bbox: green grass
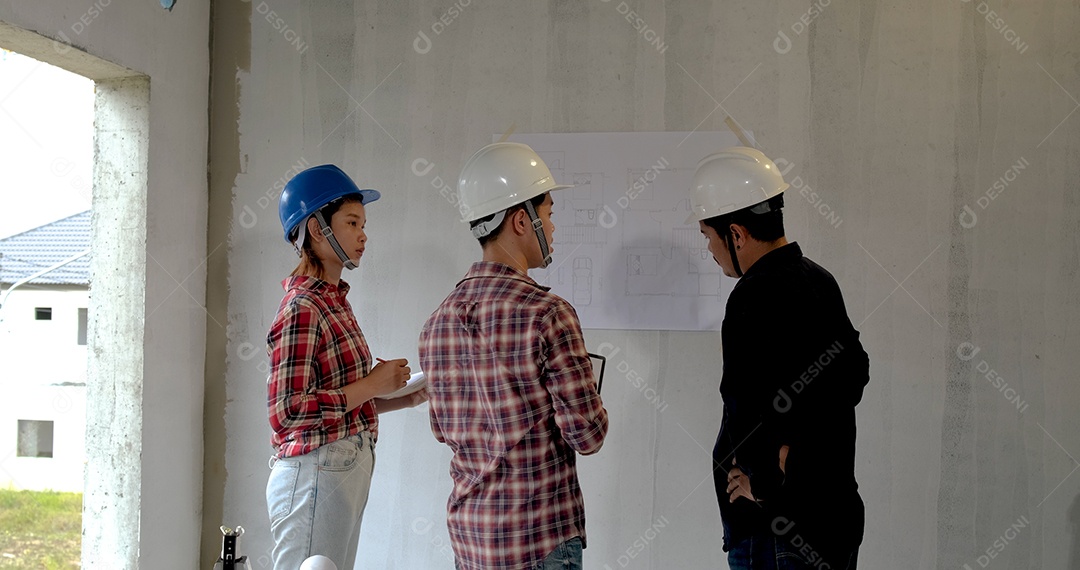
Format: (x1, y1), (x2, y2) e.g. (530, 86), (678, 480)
(0, 489), (82, 569)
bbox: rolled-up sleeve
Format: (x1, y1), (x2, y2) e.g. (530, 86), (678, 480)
(266, 301), (348, 433)
(540, 300), (608, 455)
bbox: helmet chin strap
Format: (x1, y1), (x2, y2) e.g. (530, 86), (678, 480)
(293, 223), (307, 258)
(718, 197), (783, 278)
(523, 200), (552, 268)
(725, 230), (743, 278)
(313, 211), (358, 270)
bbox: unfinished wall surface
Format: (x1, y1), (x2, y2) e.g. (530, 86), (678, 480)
(0, 1), (210, 568)
(200, 1), (1075, 569)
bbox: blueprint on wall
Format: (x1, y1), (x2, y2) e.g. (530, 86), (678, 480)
(502, 131), (746, 331)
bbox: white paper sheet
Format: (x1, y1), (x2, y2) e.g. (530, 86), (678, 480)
(504, 131), (746, 331)
(381, 372), (427, 399)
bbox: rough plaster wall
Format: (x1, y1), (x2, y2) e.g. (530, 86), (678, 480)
(211, 1), (1080, 568)
(0, 1), (211, 568)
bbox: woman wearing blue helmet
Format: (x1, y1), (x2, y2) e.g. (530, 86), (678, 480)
(266, 164), (426, 570)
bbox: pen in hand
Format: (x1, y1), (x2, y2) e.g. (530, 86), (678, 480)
(372, 357), (414, 398)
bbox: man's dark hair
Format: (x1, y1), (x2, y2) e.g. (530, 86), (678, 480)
(470, 193), (548, 247)
(703, 197), (785, 243)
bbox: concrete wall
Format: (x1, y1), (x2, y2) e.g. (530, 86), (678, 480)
(207, 2), (1080, 569)
(0, 1), (210, 568)
(4, 0), (1078, 569)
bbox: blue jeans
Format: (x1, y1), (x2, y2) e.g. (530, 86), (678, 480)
(727, 534), (858, 570)
(455, 537), (583, 570)
(265, 432), (375, 570)
(536, 537), (583, 569)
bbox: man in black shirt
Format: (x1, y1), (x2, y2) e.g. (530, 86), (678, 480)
(686, 148), (870, 570)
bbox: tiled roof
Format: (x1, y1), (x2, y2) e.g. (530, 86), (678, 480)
(0, 211), (91, 286)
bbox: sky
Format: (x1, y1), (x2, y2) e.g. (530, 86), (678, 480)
(0, 48), (94, 239)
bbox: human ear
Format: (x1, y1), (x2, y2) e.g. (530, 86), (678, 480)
(511, 208), (530, 236)
(307, 217), (323, 243)
(730, 225), (746, 249)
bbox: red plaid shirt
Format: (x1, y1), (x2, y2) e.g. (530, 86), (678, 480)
(419, 262), (608, 570)
(267, 276), (378, 458)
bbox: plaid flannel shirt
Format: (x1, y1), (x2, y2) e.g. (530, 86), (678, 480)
(419, 262), (608, 570)
(267, 276), (377, 458)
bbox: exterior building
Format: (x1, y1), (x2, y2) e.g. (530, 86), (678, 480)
(0, 211), (90, 492)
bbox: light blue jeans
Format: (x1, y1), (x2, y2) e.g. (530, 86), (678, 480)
(265, 432), (375, 570)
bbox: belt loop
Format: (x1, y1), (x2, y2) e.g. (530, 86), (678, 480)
(268, 455), (278, 469)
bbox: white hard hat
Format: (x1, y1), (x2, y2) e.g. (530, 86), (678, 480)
(685, 147), (789, 224)
(299, 555), (338, 570)
(458, 142), (572, 224)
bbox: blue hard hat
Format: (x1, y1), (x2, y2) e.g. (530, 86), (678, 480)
(279, 164), (381, 242)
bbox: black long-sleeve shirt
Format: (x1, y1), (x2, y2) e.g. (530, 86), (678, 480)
(713, 242), (870, 560)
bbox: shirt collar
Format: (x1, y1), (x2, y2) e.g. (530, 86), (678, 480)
(458, 261), (550, 291)
(742, 242), (803, 277)
(282, 275), (351, 296)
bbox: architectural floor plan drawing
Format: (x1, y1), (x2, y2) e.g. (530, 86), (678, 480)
(504, 131), (745, 331)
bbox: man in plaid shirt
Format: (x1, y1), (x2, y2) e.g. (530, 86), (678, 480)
(420, 143), (608, 570)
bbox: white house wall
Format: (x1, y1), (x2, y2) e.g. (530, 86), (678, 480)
(0, 287), (89, 383)
(0, 288), (88, 493)
(0, 386), (87, 493)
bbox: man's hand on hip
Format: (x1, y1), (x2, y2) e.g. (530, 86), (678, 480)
(726, 463), (758, 504)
